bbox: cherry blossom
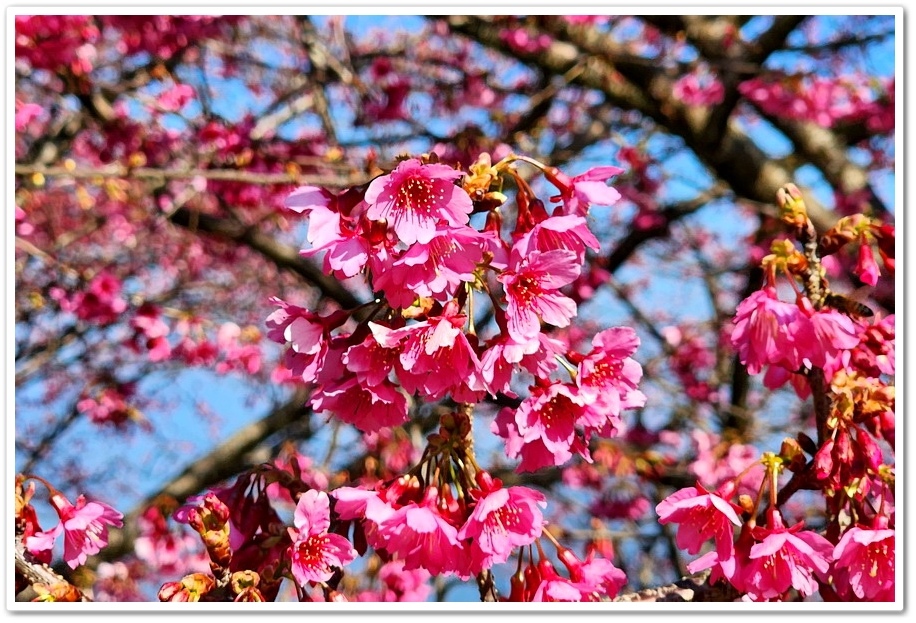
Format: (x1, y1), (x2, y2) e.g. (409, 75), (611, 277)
(364, 158), (473, 245)
(287, 490), (357, 586)
(25, 492), (124, 569)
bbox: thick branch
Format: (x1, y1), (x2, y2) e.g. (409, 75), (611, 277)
(444, 15), (843, 234)
(613, 569), (740, 602)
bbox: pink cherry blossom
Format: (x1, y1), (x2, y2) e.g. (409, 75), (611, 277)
(331, 485), (397, 551)
(134, 505), (208, 575)
(15, 101), (44, 131)
(575, 556), (628, 600)
(687, 430), (763, 497)
(499, 248), (580, 343)
(355, 559), (432, 602)
(69, 271), (128, 325)
(512, 214), (600, 264)
(25, 492), (124, 569)
(287, 489), (357, 586)
(156, 84), (195, 112)
(731, 287), (803, 375)
(741, 510), (834, 601)
(576, 326), (647, 431)
(374, 225), (490, 308)
(546, 165), (624, 215)
(376, 486), (466, 577)
(128, 303), (172, 362)
(656, 483), (742, 578)
(265, 297), (335, 384)
(477, 332), (557, 396)
(851, 313), (894, 377)
(457, 473), (546, 570)
(794, 297), (861, 372)
(832, 525), (895, 601)
(369, 304), (482, 401)
(285, 185), (381, 279)
(310, 376), (409, 434)
(496, 381), (597, 471)
(364, 158), (473, 245)
(672, 72), (725, 107)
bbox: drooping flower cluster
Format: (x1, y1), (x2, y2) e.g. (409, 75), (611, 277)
(656, 472), (894, 602)
(268, 154), (641, 468)
(333, 470), (547, 579)
(661, 184), (897, 602)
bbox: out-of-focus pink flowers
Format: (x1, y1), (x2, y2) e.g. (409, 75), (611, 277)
(53, 271), (128, 325)
(15, 101), (44, 131)
(156, 84), (196, 112)
(672, 72), (725, 107)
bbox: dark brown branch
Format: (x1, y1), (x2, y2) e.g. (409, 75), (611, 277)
(613, 569), (740, 602)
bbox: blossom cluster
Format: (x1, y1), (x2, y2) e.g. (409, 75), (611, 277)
(657, 480), (894, 602)
(268, 154), (643, 472)
(656, 184), (896, 602)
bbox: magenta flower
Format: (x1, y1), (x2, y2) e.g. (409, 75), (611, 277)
(531, 575), (587, 602)
(513, 214), (600, 264)
(376, 486), (466, 577)
(287, 490), (357, 586)
(343, 334), (400, 387)
(851, 313), (895, 377)
(265, 297), (333, 384)
(795, 298), (861, 372)
(731, 287), (803, 375)
(302, 202), (372, 279)
(499, 248), (580, 343)
(832, 525), (895, 601)
(855, 241), (880, 286)
(546, 165), (624, 215)
(310, 376), (408, 433)
(285, 185), (382, 279)
(742, 511), (834, 601)
(364, 158), (473, 245)
(331, 485), (397, 551)
(369, 304), (482, 401)
(567, 554), (628, 600)
(15, 101), (44, 131)
(373, 225), (487, 308)
(25, 493), (123, 569)
(457, 473), (546, 570)
(494, 381), (604, 471)
(672, 72), (725, 107)
(576, 327), (646, 430)
(656, 483), (742, 578)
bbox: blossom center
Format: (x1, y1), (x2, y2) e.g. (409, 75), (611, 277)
(511, 275), (542, 305)
(396, 177), (440, 216)
(296, 534), (332, 569)
(586, 360), (623, 386)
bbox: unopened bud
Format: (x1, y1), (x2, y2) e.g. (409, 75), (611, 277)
(776, 183), (808, 229)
